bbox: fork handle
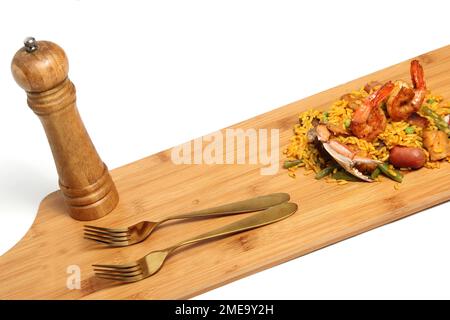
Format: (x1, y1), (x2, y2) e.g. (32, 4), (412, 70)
(168, 202), (297, 250)
(161, 193), (289, 222)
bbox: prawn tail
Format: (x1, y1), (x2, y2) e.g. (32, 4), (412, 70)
(411, 60), (426, 90)
(370, 81), (395, 107)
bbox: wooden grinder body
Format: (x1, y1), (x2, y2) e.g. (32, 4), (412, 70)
(11, 40), (119, 220)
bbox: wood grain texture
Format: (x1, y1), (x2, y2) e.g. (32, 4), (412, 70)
(1, 45), (449, 299)
(11, 40), (119, 220)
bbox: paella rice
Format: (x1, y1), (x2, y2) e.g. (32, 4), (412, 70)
(284, 60), (450, 184)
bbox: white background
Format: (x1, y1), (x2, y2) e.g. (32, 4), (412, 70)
(0, 0), (449, 299)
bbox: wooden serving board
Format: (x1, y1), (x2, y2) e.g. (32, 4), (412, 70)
(1, 46), (449, 300)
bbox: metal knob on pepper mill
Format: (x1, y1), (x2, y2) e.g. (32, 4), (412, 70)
(11, 37), (119, 221)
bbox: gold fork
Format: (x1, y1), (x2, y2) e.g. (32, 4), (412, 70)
(93, 202), (298, 282)
(84, 193), (290, 247)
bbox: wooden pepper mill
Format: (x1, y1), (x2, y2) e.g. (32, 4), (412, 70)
(11, 37), (119, 221)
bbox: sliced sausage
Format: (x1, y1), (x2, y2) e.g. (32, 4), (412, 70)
(389, 146), (427, 169)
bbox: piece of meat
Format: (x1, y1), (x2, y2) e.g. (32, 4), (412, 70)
(326, 123), (349, 136)
(316, 124), (330, 142)
(307, 128), (318, 143)
(364, 81), (383, 94)
(423, 129), (450, 161)
(311, 118), (320, 127)
(407, 112), (429, 128)
(355, 162), (378, 174)
(348, 100), (363, 110)
(340, 93), (363, 110)
(340, 93), (355, 102)
(354, 149), (377, 173)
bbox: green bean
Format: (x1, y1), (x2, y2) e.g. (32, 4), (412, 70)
(315, 166), (335, 180)
(370, 167), (381, 180)
(332, 170), (360, 182)
(378, 163), (403, 183)
(421, 106), (450, 136)
(283, 159), (302, 169)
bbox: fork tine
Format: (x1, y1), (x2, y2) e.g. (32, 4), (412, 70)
(95, 274), (144, 283)
(84, 233), (129, 242)
(94, 266), (141, 274)
(92, 262), (139, 269)
(84, 225), (129, 233)
(83, 229), (129, 239)
(84, 234), (130, 244)
(94, 262), (144, 283)
(95, 270), (143, 278)
(83, 226), (130, 237)
(83, 231), (130, 241)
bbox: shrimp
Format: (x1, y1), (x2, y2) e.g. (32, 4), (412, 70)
(350, 81), (394, 142)
(410, 59), (427, 109)
(386, 60), (427, 121)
